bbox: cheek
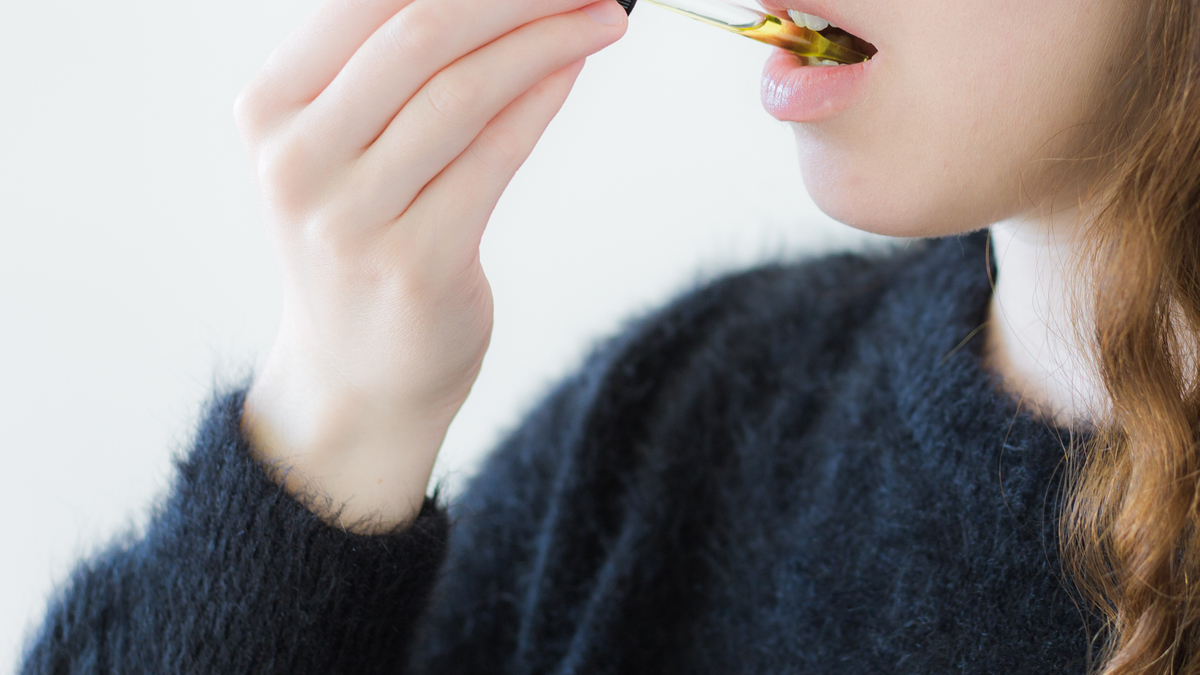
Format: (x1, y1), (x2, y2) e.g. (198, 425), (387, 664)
(790, 0), (1138, 238)
(789, 87), (1026, 239)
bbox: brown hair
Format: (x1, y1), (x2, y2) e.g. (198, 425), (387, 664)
(1060, 0), (1200, 671)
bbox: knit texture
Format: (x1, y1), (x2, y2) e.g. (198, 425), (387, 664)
(19, 230), (1099, 674)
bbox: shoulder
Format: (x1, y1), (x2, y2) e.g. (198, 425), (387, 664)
(456, 233), (961, 503)
(623, 236), (941, 369)
(462, 233), (971, 484)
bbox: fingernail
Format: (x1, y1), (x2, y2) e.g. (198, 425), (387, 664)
(580, 0), (625, 25)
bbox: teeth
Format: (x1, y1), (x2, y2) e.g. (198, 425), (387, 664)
(786, 9), (836, 31)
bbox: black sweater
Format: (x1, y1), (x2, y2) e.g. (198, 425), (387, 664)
(18, 230), (1098, 674)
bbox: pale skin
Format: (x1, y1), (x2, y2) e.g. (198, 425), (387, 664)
(986, 211), (1109, 429)
(237, 0), (629, 531)
(777, 0), (1151, 424)
(240, 0), (1148, 532)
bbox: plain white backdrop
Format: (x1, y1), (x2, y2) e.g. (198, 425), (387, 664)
(0, 0), (886, 670)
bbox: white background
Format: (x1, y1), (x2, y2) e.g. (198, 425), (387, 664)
(0, 0), (883, 670)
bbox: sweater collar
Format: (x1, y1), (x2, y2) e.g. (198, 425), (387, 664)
(879, 229), (1084, 473)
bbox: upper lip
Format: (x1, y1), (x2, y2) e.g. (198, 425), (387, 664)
(755, 0), (874, 48)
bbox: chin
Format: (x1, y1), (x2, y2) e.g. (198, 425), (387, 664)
(799, 171), (975, 240)
(794, 151), (1001, 241)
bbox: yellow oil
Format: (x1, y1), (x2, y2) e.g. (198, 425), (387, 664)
(734, 14), (869, 64)
(645, 0), (871, 66)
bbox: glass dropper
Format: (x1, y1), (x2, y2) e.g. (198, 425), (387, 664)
(615, 0), (869, 65)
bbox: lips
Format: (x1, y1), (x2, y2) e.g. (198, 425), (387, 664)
(754, 0), (878, 123)
(760, 47), (875, 123)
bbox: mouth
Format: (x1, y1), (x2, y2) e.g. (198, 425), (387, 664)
(769, 6), (878, 63)
(808, 23), (877, 62)
(759, 5), (878, 122)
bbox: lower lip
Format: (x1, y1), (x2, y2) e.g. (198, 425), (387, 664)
(760, 49), (875, 123)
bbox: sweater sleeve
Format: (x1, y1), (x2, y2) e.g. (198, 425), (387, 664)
(18, 387), (450, 675)
(17, 264), (761, 675)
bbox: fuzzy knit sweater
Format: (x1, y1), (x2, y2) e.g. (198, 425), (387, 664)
(18, 230), (1099, 674)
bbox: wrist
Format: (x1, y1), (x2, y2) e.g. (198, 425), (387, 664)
(240, 363), (462, 533)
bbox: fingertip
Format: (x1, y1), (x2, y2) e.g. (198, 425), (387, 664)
(579, 0), (626, 26)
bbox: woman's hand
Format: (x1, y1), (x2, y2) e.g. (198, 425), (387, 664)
(236, 0), (627, 532)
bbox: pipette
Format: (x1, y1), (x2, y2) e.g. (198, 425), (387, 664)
(615, 0), (871, 65)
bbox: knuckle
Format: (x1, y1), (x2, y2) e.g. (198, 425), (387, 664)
(469, 126), (526, 171)
(233, 86), (264, 133)
(424, 72), (477, 121)
(304, 206), (361, 257)
(233, 79), (278, 135)
(527, 72), (562, 100)
(384, 6), (439, 63)
(255, 133), (321, 215)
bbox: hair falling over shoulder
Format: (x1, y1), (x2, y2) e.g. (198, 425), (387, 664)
(1063, 0), (1200, 672)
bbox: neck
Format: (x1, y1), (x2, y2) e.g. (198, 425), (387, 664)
(985, 211), (1108, 429)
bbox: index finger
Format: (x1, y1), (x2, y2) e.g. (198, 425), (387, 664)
(245, 0), (415, 112)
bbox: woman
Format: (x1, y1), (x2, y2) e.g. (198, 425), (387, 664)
(16, 0), (1198, 671)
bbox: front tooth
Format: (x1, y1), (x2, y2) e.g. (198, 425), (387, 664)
(803, 13), (829, 31)
(785, 10), (830, 32)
